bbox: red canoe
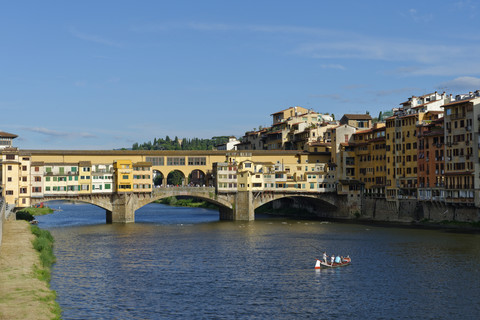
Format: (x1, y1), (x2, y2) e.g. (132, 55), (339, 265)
(315, 258), (351, 269)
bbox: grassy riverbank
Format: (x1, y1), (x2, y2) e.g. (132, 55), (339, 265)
(0, 221), (61, 320)
(18, 206), (54, 216)
(30, 225), (57, 282)
(16, 206), (55, 222)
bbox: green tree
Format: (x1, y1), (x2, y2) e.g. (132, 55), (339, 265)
(167, 171), (184, 186)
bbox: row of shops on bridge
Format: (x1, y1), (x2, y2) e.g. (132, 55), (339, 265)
(0, 147), (347, 208)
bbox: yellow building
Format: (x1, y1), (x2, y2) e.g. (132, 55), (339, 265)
(306, 141), (331, 153)
(352, 123), (386, 198)
(114, 160), (133, 192)
(271, 106), (309, 125)
(386, 113), (424, 200)
(339, 114), (372, 129)
(78, 161), (92, 194)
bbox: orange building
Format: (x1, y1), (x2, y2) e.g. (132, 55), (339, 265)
(417, 112), (444, 201)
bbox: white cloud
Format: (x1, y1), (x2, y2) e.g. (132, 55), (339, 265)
(25, 127), (97, 139)
(436, 76), (480, 91)
(320, 64), (346, 70)
(28, 127), (65, 137)
(294, 40), (470, 65)
(132, 21), (480, 77)
(74, 81), (87, 87)
(342, 84), (368, 90)
(454, 0), (476, 10)
(107, 77), (121, 83)
(407, 8), (434, 23)
(396, 62), (480, 76)
(310, 94), (352, 104)
(70, 27), (122, 47)
(372, 87), (421, 97)
(132, 21), (342, 37)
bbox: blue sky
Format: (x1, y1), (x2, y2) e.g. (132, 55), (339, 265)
(1, 0), (480, 150)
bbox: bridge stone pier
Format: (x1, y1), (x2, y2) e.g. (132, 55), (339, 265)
(106, 193), (138, 224)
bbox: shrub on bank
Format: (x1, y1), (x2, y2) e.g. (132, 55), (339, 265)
(16, 211), (35, 221)
(30, 225), (61, 319)
(30, 226), (56, 271)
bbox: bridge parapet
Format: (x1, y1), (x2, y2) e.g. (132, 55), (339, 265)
(152, 186), (216, 194)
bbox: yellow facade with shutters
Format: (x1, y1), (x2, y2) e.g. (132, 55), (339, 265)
(114, 160), (133, 193)
(353, 124), (386, 197)
(386, 113), (424, 200)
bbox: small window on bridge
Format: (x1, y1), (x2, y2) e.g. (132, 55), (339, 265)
(146, 157), (164, 166)
(188, 157), (206, 166)
(167, 157), (185, 166)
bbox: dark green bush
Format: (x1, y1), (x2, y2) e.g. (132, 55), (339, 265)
(16, 211), (35, 221)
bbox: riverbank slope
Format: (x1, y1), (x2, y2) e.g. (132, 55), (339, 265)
(0, 221), (58, 320)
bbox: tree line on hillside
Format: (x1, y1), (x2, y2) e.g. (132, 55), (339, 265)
(132, 136), (230, 150)
(366, 110), (394, 123)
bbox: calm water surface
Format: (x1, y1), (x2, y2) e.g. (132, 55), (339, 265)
(36, 203), (480, 319)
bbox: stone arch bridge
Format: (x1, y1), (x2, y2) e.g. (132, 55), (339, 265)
(30, 187), (350, 223)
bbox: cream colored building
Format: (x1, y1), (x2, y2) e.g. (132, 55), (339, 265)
(133, 162), (153, 193)
(442, 92), (480, 205)
(92, 164), (114, 193)
(330, 124), (357, 182)
(1, 148), (21, 206)
(214, 151), (334, 193)
(0, 131), (17, 149)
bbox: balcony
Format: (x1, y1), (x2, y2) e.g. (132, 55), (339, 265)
(450, 113), (466, 120)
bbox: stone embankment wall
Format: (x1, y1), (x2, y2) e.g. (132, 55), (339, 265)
(361, 198), (480, 223)
(267, 196), (479, 224)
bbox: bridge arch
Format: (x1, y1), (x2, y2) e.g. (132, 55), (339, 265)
(30, 196), (113, 213)
(136, 187), (233, 212)
(252, 192), (338, 213)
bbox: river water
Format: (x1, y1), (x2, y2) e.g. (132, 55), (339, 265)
(36, 203), (480, 319)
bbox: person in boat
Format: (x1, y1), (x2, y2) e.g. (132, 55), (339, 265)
(330, 255), (335, 265)
(335, 255), (341, 264)
(344, 255), (351, 263)
(323, 252), (328, 264)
